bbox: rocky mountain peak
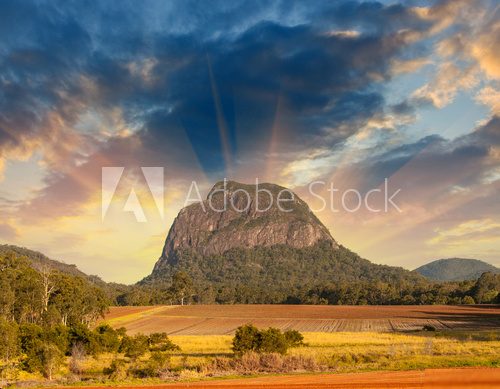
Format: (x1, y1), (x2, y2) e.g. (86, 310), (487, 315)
(153, 180), (336, 272)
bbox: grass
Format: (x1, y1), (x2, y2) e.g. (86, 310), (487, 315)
(167, 331), (500, 373)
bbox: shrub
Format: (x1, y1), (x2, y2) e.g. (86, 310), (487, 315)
(94, 324), (121, 353)
(232, 325), (304, 356)
(284, 330), (304, 347)
(462, 295), (475, 304)
(120, 334), (149, 360)
(69, 342), (86, 375)
(105, 358), (128, 381)
(69, 323), (99, 355)
(131, 351), (171, 378)
(232, 324), (262, 355)
(148, 332), (180, 352)
(259, 328), (288, 354)
(423, 325), (436, 332)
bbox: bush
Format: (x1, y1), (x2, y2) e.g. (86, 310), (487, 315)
(69, 343), (86, 375)
(120, 334), (149, 360)
(423, 325), (436, 332)
(232, 325), (303, 356)
(259, 328), (288, 354)
(94, 324), (121, 353)
(284, 330), (304, 347)
(462, 295), (475, 304)
(105, 358), (128, 381)
(148, 332), (180, 352)
(232, 324), (262, 355)
(69, 324), (99, 355)
(131, 351), (171, 378)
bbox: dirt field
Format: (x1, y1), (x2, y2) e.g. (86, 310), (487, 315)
(104, 304), (500, 335)
(62, 367), (500, 388)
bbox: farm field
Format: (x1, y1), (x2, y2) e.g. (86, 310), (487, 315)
(104, 304), (500, 335)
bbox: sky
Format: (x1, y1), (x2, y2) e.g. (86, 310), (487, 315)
(0, 0), (499, 283)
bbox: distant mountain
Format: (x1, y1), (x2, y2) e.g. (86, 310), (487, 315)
(415, 258), (500, 281)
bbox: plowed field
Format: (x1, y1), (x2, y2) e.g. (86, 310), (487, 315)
(104, 304), (500, 335)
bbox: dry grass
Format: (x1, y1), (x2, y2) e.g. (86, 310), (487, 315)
(165, 331), (500, 373)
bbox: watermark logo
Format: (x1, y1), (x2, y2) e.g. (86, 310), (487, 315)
(101, 167), (164, 222)
(101, 169), (402, 222)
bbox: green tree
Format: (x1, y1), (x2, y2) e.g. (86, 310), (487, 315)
(0, 318), (19, 361)
(169, 271), (193, 305)
(38, 343), (63, 380)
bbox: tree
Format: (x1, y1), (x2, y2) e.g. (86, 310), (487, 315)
(471, 272), (500, 303)
(0, 318), (19, 361)
(39, 343), (63, 380)
(34, 264), (55, 314)
(169, 271), (193, 305)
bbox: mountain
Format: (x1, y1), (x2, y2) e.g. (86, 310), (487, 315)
(145, 181), (424, 303)
(154, 180), (336, 272)
(415, 258), (500, 281)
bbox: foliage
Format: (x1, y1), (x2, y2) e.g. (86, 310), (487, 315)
(284, 329), (305, 347)
(232, 325), (303, 355)
(232, 325), (262, 355)
(0, 318), (19, 361)
(119, 334), (149, 360)
(148, 332), (180, 352)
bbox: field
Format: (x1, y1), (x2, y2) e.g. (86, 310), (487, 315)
(76, 330), (500, 388)
(104, 304), (500, 335)
(94, 305), (500, 387)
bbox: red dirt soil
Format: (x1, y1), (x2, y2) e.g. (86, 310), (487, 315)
(105, 305), (500, 335)
(62, 367), (500, 388)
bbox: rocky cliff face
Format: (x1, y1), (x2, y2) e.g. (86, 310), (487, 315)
(153, 181), (336, 272)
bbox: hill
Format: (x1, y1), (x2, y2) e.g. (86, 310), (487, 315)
(415, 258), (500, 281)
(0, 244), (128, 301)
(144, 181), (427, 304)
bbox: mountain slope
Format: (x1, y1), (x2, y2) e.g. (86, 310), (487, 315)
(146, 181), (425, 302)
(415, 258), (500, 281)
(0, 244), (129, 301)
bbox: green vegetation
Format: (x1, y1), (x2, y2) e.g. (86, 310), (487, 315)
(0, 248), (181, 384)
(232, 325), (304, 355)
(138, 241), (500, 305)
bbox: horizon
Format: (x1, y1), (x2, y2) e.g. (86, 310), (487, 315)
(0, 0), (499, 283)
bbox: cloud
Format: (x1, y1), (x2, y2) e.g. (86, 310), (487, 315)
(476, 87), (500, 115)
(411, 62), (478, 108)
